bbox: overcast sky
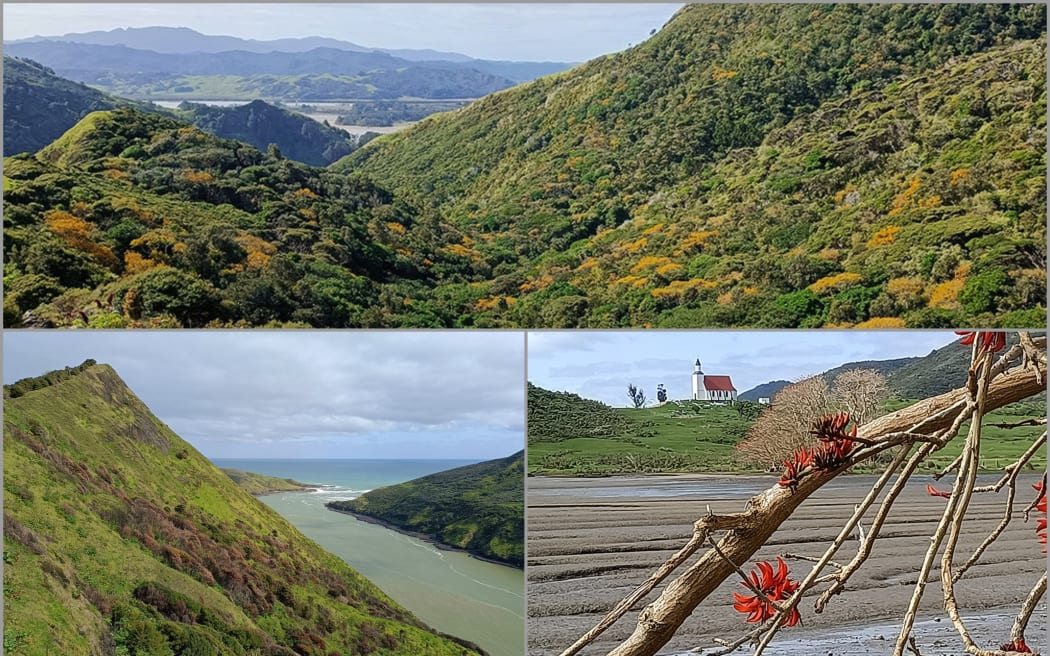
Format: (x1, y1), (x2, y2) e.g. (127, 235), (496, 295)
(3, 4), (683, 62)
(528, 331), (961, 407)
(4, 332), (524, 460)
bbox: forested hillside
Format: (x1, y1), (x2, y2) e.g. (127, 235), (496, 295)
(3, 57), (138, 156)
(172, 100), (358, 166)
(5, 5), (1045, 328)
(3, 109), (477, 327)
(327, 452), (524, 567)
(3, 362), (480, 655)
(344, 4), (1046, 328)
(4, 59), (360, 165)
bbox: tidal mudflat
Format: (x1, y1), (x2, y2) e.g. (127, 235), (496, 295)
(527, 474), (1046, 656)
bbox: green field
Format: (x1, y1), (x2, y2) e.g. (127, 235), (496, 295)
(527, 398), (1046, 477)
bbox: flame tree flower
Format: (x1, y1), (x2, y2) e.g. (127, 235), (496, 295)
(732, 557), (801, 626)
(926, 484), (952, 499)
(809, 412), (856, 471)
(956, 330), (1007, 353)
(778, 447), (813, 492)
(999, 638), (1032, 653)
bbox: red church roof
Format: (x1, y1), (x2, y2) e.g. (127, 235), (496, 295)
(702, 376), (736, 391)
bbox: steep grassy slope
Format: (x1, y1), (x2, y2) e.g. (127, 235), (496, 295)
(343, 4), (1046, 328)
(327, 452), (524, 567)
(3, 362), (481, 656)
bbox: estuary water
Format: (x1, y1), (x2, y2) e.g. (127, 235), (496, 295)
(213, 458), (524, 656)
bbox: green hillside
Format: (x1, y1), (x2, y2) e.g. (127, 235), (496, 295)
(5, 5), (1045, 328)
(3, 59), (360, 166)
(221, 469), (313, 496)
(526, 383), (636, 442)
(3, 57), (140, 156)
(3, 362), (481, 656)
(171, 100), (358, 167)
(2, 108), (473, 328)
(527, 367), (1047, 476)
(527, 390), (756, 475)
(342, 4), (1046, 328)
(327, 452), (524, 568)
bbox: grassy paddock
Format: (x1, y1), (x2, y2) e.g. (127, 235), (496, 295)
(527, 399), (1046, 476)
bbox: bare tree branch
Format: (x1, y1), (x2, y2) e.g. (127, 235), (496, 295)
(567, 335), (1050, 654)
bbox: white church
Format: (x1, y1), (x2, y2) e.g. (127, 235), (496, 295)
(691, 358), (737, 403)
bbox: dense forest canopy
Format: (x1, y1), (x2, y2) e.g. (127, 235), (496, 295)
(3, 4), (1045, 328)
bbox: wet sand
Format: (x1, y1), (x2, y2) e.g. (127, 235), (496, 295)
(527, 474), (1047, 656)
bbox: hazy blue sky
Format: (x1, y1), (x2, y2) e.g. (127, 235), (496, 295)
(4, 332), (525, 460)
(3, 4), (683, 61)
(528, 331), (962, 407)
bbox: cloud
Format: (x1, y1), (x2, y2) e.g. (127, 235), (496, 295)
(3, 332), (524, 458)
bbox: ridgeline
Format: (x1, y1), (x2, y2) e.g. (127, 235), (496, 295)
(3, 361), (482, 655)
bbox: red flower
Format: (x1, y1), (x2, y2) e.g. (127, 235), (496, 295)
(809, 413), (856, 471)
(778, 448), (813, 491)
(732, 557), (801, 627)
(810, 412), (855, 442)
(1000, 638), (1032, 653)
(926, 484), (951, 499)
(955, 331), (1007, 353)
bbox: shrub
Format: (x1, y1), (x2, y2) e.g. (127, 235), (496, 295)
(958, 267), (1008, 315)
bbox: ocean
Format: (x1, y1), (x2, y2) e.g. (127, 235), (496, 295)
(213, 458), (524, 656)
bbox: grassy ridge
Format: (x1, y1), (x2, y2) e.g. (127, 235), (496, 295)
(343, 5), (1046, 328)
(3, 363), (480, 655)
(327, 452), (524, 567)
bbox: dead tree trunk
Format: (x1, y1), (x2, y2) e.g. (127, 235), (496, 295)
(595, 342), (1045, 656)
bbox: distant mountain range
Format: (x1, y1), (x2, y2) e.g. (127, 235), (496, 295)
(4, 27), (574, 100)
(9, 26), (477, 60)
(738, 335), (1039, 401)
(8, 26), (572, 71)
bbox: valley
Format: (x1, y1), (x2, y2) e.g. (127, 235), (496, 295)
(217, 458), (525, 656)
(2, 331), (526, 656)
(3, 4), (1045, 328)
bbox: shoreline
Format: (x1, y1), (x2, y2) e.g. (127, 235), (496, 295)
(527, 474), (1047, 655)
(251, 482), (326, 497)
(326, 506), (523, 571)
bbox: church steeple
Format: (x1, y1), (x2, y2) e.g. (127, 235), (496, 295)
(694, 358), (702, 374)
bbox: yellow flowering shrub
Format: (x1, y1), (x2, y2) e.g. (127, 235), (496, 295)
(866, 225), (901, 247)
(855, 317), (907, 328)
(808, 272), (863, 294)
